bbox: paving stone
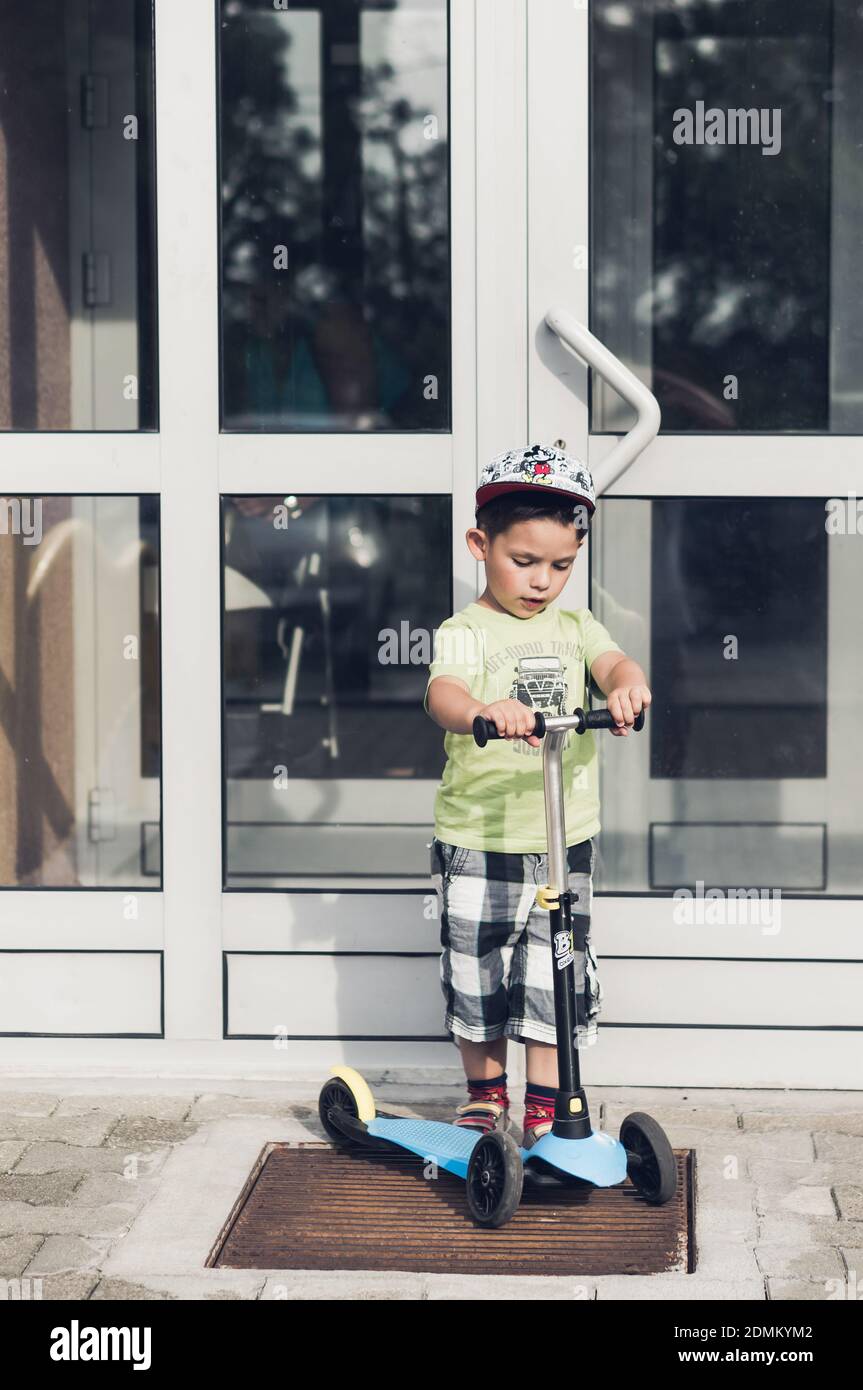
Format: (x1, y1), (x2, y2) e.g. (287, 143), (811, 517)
(0, 1114), (118, 1146)
(0, 1234), (45, 1278)
(0, 1094), (60, 1117)
(262, 1271), (428, 1300)
(757, 1215), (861, 1247)
(677, 1130), (816, 1160)
(54, 1096), (195, 1121)
(838, 1248), (863, 1275)
(749, 1159), (861, 1187)
(186, 1095), (306, 1122)
(37, 1272), (101, 1300)
(102, 1118), (199, 1148)
(604, 1104), (740, 1131)
(812, 1133), (863, 1163)
(755, 1186), (835, 1218)
(423, 1274), (595, 1300)
(601, 1089), (862, 1113)
(0, 1273), (47, 1300)
(24, 1235), (111, 1276)
(754, 1245), (845, 1280)
(742, 1111), (863, 1136)
(691, 1239), (761, 1279)
(123, 1274), (266, 1300)
(691, 1145), (752, 1175)
(693, 1170), (757, 1203)
(833, 1187), (863, 1221)
(0, 1203), (138, 1238)
(0, 1171), (83, 1205)
(90, 1278), (178, 1300)
(0, 1142), (28, 1173)
(14, 1142), (170, 1177)
(766, 1278), (838, 1300)
(594, 1274), (766, 1300)
(70, 1173), (157, 1207)
(695, 1203), (758, 1240)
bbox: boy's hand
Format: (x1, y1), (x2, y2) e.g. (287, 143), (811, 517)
(607, 684), (652, 737)
(479, 699), (542, 746)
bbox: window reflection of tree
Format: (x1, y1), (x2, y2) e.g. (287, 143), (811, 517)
(220, 0), (450, 431)
(593, 0), (833, 431)
(223, 496), (450, 781)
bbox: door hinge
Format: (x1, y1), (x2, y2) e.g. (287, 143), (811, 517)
(81, 73), (109, 129)
(82, 251), (112, 307)
(88, 788), (116, 843)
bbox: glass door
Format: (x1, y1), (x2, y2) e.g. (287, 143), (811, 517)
(0, 0), (163, 1046)
(0, 0), (480, 1067)
(216, 0), (479, 1056)
(526, 0), (863, 1086)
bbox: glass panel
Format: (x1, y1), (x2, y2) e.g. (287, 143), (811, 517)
(591, 0), (863, 433)
(0, 496), (162, 887)
(222, 494), (450, 884)
(219, 0), (451, 431)
(591, 497), (862, 895)
(0, 1), (157, 431)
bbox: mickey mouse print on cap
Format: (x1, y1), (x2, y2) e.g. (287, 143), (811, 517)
(475, 444), (596, 516)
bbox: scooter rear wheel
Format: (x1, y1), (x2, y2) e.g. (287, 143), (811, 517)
(465, 1131), (524, 1227)
(318, 1078), (361, 1146)
(620, 1111), (677, 1205)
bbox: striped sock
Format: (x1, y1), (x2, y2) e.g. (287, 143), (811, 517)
(523, 1081), (556, 1133)
(465, 1070), (509, 1110)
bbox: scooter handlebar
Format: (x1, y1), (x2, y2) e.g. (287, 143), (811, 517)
(582, 708), (646, 733)
(472, 707), (645, 747)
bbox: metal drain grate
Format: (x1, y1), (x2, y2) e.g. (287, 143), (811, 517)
(208, 1142), (695, 1276)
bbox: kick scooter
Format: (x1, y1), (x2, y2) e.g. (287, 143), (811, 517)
(318, 704), (677, 1227)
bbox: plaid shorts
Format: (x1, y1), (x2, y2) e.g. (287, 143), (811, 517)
(429, 836), (603, 1048)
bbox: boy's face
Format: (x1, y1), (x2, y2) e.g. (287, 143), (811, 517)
(467, 516), (583, 618)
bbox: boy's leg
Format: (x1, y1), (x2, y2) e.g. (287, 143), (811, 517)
(458, 1037), (508, 1080)
(432, 839), (524, 1049)
(523, 1041), (559, 1142)
(430, 837), (525, 1132)
(506, 836), (601, 1052)
(507, 838), (602, 1139)
(524, 1038), (558, 1086)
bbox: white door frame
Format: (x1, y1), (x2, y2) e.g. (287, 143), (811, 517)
(526, 0), (862, 1086)
(0, 0), (483, 1079)
(3, 0), (858, 1087)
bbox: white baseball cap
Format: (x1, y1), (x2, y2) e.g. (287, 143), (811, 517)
(475, 444), (596, 515)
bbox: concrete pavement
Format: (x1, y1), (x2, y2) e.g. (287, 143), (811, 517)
(1, 1078), (861, 1301)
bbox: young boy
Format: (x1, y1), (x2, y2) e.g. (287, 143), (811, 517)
(424, 444), (651, 1147)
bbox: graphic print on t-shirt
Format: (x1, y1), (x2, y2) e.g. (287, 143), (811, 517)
(508, 654), (569, 718)
(506, 651), (576, 758)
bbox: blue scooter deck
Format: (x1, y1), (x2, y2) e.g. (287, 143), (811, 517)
(365, 1115), (628, 1187)
(366, 1116), (482, 1179)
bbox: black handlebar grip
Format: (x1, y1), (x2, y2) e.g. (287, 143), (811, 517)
(472, 711), (547, 747)
(580, 708), (645, 733)
(473, 708), (643, 746)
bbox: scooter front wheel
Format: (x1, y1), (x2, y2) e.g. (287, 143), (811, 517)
(465, 1131), (524, 1227)
(620, 1111), (677, 1205)
(318, 1067), (376, 1146)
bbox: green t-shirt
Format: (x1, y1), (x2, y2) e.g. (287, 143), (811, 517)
(424, 601), (623, 853)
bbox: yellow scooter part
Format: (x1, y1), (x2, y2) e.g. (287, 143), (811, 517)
(326, 1065), (376, 1123)
(534, 886), (560, 911)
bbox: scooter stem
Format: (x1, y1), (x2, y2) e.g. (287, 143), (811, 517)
(540, 722), (588, 1122)
(542, 726), (570, 894)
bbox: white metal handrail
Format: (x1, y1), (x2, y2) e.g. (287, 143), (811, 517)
(545, 308), (661, 495)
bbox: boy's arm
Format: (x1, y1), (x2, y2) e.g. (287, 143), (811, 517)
(589, 649), (651, 735)
(425, 676), (487, 735)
